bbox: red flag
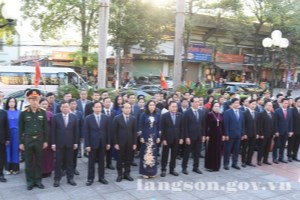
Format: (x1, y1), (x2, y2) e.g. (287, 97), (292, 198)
(160, 72), (168, 89)
(34, 61), (41, 87)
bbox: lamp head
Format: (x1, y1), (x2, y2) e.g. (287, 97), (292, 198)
(262, 38), (273, 48)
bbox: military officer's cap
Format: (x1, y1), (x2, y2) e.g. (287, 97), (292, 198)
(26, 89), (41, 99)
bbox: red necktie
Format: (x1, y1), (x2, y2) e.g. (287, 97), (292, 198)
(283, 110), (287, 119)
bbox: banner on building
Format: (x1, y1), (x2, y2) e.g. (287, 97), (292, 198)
(186, 44), (213, 62)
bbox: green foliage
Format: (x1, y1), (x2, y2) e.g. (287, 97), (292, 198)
(176, 83), (208, 98)
(71, 51), (98, 70)
(0, 3), (16, 45)
(109, 0), (173, 54)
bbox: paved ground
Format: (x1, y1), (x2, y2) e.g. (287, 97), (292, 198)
(1, 150), (300, 200)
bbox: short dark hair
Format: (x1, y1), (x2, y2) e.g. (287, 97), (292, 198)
(181, 98), (188, 103)
(257, 97), (262, 101)
(231, 98), (239, 105)
(168, 100), (178, 107)
(63, 92), (71, 97)
(68, 98), (77, 104)
(190, 97), (198, 103)
(281, 98), (289, 103)
(102, 97), (111, 102)
(207, 89), (213, 95)
(249, 99), (256, 104)
(295, 97), (300, 102)
(276, 93), (284, 98)
(128, 93), (136, 98)
(46, 92), (55, 97)
(93, 101), (102, 107)
(240, 97), (247, 104)
(60, 100), (69, 106)
(229, 92), (236, 97)
(183, 92), (190, 96)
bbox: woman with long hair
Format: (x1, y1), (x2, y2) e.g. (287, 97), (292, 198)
(113, 95), (124, 115)
(138, 100), (160, 178)
(5, 97), (20, 174)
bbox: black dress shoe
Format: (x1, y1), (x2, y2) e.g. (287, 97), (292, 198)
(242, 163), (247, 168)
(246, 163), (256, 167)
(35, 183), (45, 189)
(27, 185), (34, 190)
(116, 176), (122, 182)
(293, 158), (300, 162)
(86, 180), (93, 186)
(124, 175), (134, 181)
(288, 157), (293, 162)
(170, 171), (179, 176)
(279, 159), (288, 163)
(53, 180), (60, 187)
(67, 179), (77, 186)
(224, 166), (230, 170)
(99, 178), (108, 184)
(232, 165), (241, 170)
(131, 162), (137, 166)
(263, 161), (272, 165)
(257, 161), (262, 166)
(0, 176), (7, 182)
(182, 169), (188, 175)
(74, 169), (80, 175)
(106, 164), (115, 170)
(273, 160), (279, 164)
(160, 171), (166, 177)
(192, 168), (203, 174)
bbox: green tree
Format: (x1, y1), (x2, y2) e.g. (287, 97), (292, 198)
(22, 0), (99, 76)
(0, 3), (17, 45)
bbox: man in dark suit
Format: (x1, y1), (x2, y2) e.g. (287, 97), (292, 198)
(178, 98), (189, 113)
(69, 99), (84, 175)
(0, 108), (9, 182)
(160, 101), (183, 177)
(85, 101), (111, 186)
(181, 97), (206, 175)
(239, 97), (249, 112)
(113, 103), (137, 182)
(256, 97), (264, 112)
(56, 92), (72, 113)
(223, 92), (236, 111)
(85, 91), (101, 117)
(273, 93), (284, 111)
(76, 90), (91, 116)
(223, 98), (245, 170)
(46, 92), (58, 114)
(257, 101), (276, 165)
(51, 101), (79, 187)
(241, 100), (258, 167)
(288, 97), (300, 162)
(102, 97), (116, 170)
(273, 98), (293, 164)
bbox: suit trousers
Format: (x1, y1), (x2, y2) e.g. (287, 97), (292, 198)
(287, 134), (300, 159)
(116, 145), (133, 176)
(161, 142), (179, 172)
(54, 146), (74, 181)
(224, 138), (241, 166)
(241, 136), (256, 164)
(272, 134), (288, 160)
(257, 137), (272, 162)
(182, 140), (201, 170)
(88, 147), (105, 180)
(0, 144), (5, 176)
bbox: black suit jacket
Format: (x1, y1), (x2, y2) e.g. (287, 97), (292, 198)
(51, 113), (79, 148)
(160, 112), (183, 144)
(84, 113), (110, 149)
(112, 114), (137, 148)
(84, 102), (94, 117)
(0, 110), (9, 144)
(292, 107), (300, 135)
(183, 108), (205, 141)
(244, 109), (259, 137)
(258, 110), (276, 138)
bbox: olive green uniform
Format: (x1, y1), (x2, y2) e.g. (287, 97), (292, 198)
(18, 107), (48, 187)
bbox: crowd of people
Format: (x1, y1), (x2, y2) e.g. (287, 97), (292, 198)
(0, 87), (299, 191)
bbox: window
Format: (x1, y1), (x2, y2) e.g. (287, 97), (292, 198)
(0, 72), (27, 85)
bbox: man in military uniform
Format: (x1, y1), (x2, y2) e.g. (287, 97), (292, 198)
(19, 89), (48, 190)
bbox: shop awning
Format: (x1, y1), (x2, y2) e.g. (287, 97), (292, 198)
(216, 63), (244, 71)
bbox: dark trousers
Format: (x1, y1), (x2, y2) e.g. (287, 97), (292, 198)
(116, 145), (133, 176)
(0, 144), (5, 176)
(224, 138), (241, 166)
(272, 134), (288, 160)
(73, 148), (78, 170)
(106, 148), (112, 166)
(241, 136), (256, 164)
(88, 147), (105, 180)
(257, 137), (272, 162)
(54, 146), (74, 181)
(182, 140), (201, 170)
(24, 139), (43, 186)
(287, 134), (300, 159)
(161, 142), (179, 172)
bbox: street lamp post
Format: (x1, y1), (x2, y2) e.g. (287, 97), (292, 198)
(0, 1), (19, 28)
(262, 30), (289, 97)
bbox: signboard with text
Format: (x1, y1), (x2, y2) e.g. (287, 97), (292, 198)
(186, 44), (213, 62)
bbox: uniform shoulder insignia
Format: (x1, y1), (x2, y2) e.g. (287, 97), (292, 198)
(39, 107), (46, 111)
(22, 107), (29, 112)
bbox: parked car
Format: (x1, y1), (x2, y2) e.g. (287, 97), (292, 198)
(122, 84), (168, 96)
(223, 82), (268, 96)
(148, 75), (173, 89)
